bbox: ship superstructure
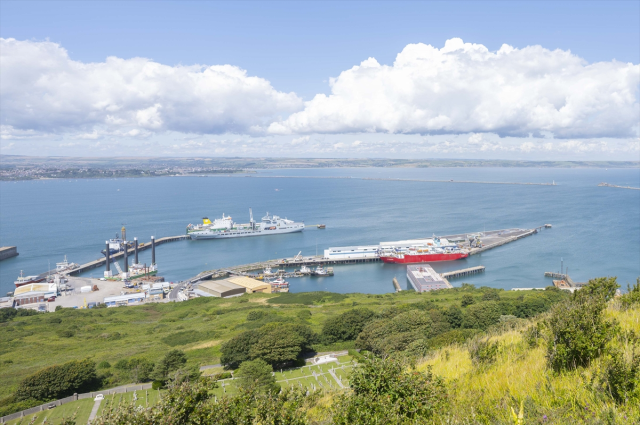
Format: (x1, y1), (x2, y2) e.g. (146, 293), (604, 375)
(187, 209), (304, 239)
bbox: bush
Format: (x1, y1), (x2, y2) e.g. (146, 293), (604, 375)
(332, 357), (447, 424)
(444, 305), (463, 328)
(461, 301), (501, 330)
(0, 308), (17, 323)
(547, 277), (619, 372)
(468, 338), (500, 366)
(220, 329), (262, 368)
(151, 380), (165, 390)
(152, 350), (187, 381)
(56, 329), (75, 338)
(321, 308), (377, 343)
(603, 348), (640, 404)
(461, 294), (475, 307)
(296, 309), (312, 320)
(235, 359), (279, 394)
(620, 278), (640, 310)
(97, 361), (111, 369)
(15, 359), (98, 401)
(246, 310), (269, 321)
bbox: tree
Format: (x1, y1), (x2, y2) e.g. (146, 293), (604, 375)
(444, 305), (463, 328)
(128, 358), (155, 383)
(15, 359), (98, 401)
(153, 350), (187, 381)
(235, 359), (280, 394)
(620, 278), (640, 310)
(249, 326), (305, 367)
(220, 329), (261, 368)
(321, 308), (377, 343)
(461, 294), (475, 307)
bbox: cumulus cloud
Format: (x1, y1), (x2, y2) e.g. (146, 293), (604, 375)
(268, 38), (640, 138)
(0, 38), (302, 136)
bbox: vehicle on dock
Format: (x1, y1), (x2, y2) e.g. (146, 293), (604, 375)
(14, 270), (46, 287)
(186, 209), (304, 239)
(378, 237), (469, 264)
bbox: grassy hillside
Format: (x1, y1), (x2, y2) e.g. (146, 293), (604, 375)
(0, 286), (560, 399)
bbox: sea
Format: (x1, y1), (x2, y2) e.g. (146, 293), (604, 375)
(1, 167), (639, 296)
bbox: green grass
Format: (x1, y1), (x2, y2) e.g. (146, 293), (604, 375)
(0, 286), (561, 398)
(97, 389), (162, 417)
(5, 398), (95, 425)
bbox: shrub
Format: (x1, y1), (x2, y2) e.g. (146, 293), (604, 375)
(235, 359), (279, 394)
(152, 350), (187, 381)
(97, 361), (111, 369)
(444, 305), (464, 328)
(461, 294), (475, 307)
(151, 380), (165, 390)
(428, 329), (480, 349)
(0, 308), (17, 323)
(602, 348), (640, 405)
(547, 277), (619, 372)
(620, 278), (640, 310)
(332, 357), (447, 424)
(56, 329), (75, 338)
(468, 338), (500, 366)
(321, 308), (377, 343)
(246, 310), (268, 321)
(15, 359), (98, 401)
(296, 309), (312, 320)
(461, 301), (501, 330)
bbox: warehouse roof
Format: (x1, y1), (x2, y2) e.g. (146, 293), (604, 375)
(199, 280), (244, 292)
(14, 283), (57, 297)
(226, 276), (270, 292)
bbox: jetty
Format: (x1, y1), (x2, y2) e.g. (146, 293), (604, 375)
(0, 246), (18, 261)
(598, 182), (640, 190)
(55, 235), (190, 277)
(441, 266), (485, 279)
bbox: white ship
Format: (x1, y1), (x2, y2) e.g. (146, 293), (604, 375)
(187, 209), (304, 240)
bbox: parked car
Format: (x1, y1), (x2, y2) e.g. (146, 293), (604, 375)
(47, 296), (56, 302)
(94, 394), (104, 401)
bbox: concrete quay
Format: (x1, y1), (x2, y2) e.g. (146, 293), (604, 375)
(0, 246), (18, 261)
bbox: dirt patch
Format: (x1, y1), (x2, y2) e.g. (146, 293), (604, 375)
(187, 340), (221, 351)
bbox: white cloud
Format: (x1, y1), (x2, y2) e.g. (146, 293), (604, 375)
(291, 135), (310, 145)
(0, 38), (302, 136)
(269, 38), (640, 139)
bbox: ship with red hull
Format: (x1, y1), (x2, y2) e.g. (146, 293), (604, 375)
(378, 236), (469, 264)
(380, 251), (468, 264)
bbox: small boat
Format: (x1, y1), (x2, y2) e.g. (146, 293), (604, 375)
(263, 266), (277, 276)
(317, 224), (326, 229)
(14, 270), (46, 288)
(313, 265), (328, 276)
(298, 265), (312, 274)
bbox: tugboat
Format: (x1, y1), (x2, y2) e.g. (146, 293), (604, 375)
(312, 265), (328, 276)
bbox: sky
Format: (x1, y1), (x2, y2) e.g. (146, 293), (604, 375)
(0, 1), (639, 160)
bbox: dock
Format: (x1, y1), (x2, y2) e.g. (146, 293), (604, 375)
(441, 266), (485, 279)
(59, 235), (190, 276)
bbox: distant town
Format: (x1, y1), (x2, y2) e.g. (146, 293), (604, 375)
(1, 155), (638, 181)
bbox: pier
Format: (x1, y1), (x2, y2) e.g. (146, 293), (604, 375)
(0, 246), (18, 261)
(441, 266), (485, 279)
(598, 182), (640, 191)
(58, 235), (190, 276)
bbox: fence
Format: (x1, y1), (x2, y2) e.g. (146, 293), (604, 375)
(0, 384), (152, 423)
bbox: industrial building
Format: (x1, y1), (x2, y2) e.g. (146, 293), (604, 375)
(323, 245), (380, 261)
(104, 293), (146, 307)
(197, 280), (246, 298)
(13, 283), (57, 306)
(226, 276), (271, 293)
(406, 265), (452, 292)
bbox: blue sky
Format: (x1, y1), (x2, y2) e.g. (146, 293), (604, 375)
(1, 1), (639, 160)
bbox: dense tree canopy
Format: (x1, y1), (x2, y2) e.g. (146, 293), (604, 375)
(15, 359), (98, 401)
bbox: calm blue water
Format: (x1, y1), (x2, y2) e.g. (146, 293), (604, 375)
(1, 167), (639, 295)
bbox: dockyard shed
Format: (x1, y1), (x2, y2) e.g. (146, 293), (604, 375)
(104, 293), (146, 307)
(406, 265), (452, 292)
(226, 276), (271, 294)
(13, 283), (57, 306)
(198, 280), (246, 298)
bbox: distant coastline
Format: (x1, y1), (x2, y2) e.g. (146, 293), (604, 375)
(1, 155), (638, 181)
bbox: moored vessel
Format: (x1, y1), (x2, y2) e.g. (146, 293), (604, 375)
(378, 237), (469, 264)
(14, 270), (46, 288)
(187, 209), (304, 239)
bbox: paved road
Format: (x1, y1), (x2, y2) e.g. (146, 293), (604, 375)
(168, 281), (187, 300)
(88, 399), (102, 423)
